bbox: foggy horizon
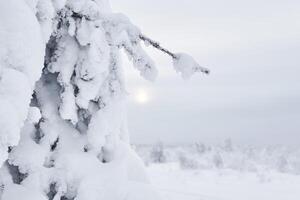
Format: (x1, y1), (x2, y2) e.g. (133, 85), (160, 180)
(111, 0), (300, 146)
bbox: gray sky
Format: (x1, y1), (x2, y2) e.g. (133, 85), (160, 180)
(110, 0), (300, 145)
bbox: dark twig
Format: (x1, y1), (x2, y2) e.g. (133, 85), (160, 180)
(139, 34), (177, 59)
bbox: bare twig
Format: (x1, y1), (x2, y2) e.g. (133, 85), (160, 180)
(139, 34), (177, 59)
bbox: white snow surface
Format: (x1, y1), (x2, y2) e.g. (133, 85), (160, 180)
(0, 0), (45, 165)
(136, 143), (300, 200)
(2, 184), (47, 200)
(147, 163), (300, 200)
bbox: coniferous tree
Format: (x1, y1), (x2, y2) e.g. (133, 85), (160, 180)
(0, 0), (208, 199)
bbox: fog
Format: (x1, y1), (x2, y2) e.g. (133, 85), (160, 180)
(111, 0), (300, 145)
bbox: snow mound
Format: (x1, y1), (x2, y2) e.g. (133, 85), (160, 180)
(173, 53), (209, 79)
(2, 184), (47, 200)
(0, 0), (46, 165)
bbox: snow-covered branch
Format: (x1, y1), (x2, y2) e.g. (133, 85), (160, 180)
(62, 10), (210, 80)
(140, 34), (210, 77)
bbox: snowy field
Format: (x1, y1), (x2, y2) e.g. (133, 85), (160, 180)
(135, 143), (300, 200)
(147, 163), (300, 200)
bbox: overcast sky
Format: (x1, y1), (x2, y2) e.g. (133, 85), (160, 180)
(110, 0), (300, 145)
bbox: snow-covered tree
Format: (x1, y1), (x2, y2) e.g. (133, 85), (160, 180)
(222, 138), (233, 152)
(150, 142), (166, 163)
(0, 0), (208, 199)
(194, 142), (207, 154)
(213, 152), (224, 169)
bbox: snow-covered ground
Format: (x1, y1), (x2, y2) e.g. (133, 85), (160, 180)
(134, 143), (300, 200)
(147, 163), (300, 200)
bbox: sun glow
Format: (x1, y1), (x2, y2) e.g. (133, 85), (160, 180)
(135, 89), (150, 104)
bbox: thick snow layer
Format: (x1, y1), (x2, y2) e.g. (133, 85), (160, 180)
(2, 184), (47, 200)
(147, 163), (300, 200)
(173, 53), (208, 79)
(27, 107), (41, 124)
(0, 0), (45, 165)
(3, 73), (160, 200)
(0, 0), (45, 84)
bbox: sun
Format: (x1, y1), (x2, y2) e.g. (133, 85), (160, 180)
(135, 89), (149, 104)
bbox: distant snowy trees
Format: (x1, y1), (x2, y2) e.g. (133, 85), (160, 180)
(150, 142), (166, 163)
(0, 0), (207, 199)
(135, 142), (300, 175)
